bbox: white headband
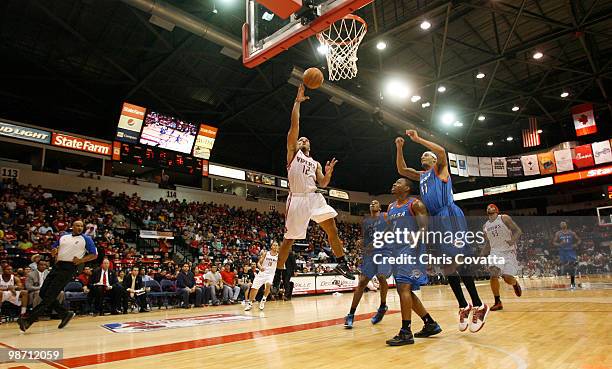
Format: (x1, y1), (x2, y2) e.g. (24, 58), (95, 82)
(423, 151), (438, 161)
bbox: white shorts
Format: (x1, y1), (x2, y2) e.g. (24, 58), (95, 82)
(252, 272), (275, 290)
(489, 250), (519, 276)
(284, 192), (337, 239)
(1, 290), (23, 306)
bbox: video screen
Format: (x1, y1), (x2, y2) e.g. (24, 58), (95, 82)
(139, 111), (198, 154)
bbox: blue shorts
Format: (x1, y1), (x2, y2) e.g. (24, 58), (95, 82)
(430, 204), (471, 257)
(392, 245), (428, 291)
(361, 248), (393, 279)
(559, 249), (577, 263)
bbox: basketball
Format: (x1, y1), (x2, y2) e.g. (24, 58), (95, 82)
(303, 67), (324, 89)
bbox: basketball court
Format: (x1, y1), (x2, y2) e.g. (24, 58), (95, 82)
(1, 277), (610, 369)
(1, 0), (611, 368)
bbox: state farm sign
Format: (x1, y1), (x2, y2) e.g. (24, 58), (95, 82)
(52, 133), (111, 156)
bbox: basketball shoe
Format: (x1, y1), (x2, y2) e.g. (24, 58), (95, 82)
(469, 304), (490, 333)
(458, 303), (472, 332)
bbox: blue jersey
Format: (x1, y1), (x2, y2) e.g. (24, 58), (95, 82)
(558, 231), (575, 250)
(420, 168), (455, 215)
(363, 214), (388, 248)
(387, 198), (419, 233)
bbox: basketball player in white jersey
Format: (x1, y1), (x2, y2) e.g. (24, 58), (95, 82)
(278, 84), (353, 280)
(482, 204), (523, 311)
(245, 241), (279, 311)
(1, 265), (28, 317)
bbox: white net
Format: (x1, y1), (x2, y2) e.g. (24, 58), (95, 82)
(316, 14), (367, 81)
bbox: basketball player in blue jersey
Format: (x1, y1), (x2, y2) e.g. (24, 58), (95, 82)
(344, 200), (391, 328)
(395, 130), (489, 333)
(553, 221), (581, 289)
(386, 178), (442, 346)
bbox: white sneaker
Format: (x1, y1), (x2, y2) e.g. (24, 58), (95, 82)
(469, 304), (490, 333)
(259, 298), (266, 310)
(244, 301), (253, 311)
(458, 303), (472, 332)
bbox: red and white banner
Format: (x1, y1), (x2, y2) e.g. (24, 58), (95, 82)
(572, 103), (597, 136)
(112, 141), (121, 161)
(522, 117), (541, 147)
(573, 144), (595, 168)
(52, 133), (112, 156)
(315, 274), (359, 293)
(554, 165), (612, 184)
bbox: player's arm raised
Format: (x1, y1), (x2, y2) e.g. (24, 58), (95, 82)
(405, 130), (449, 178)
(316, 158), (338, 188)
(395, 137), (422, 181)
(501, 214), (522, 245)
(287, 84), (309, 165)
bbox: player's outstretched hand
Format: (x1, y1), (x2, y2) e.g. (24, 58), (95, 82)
(295, 84), (310, 103)
(395, 137), (404, 147)
(325, 158), (338, 173)
(406, 129), (419, 141)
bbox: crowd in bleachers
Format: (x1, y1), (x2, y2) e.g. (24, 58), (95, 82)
(1, 178), (611, 320)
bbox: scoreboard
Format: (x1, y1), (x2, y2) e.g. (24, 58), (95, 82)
(116, 143), (203, 175)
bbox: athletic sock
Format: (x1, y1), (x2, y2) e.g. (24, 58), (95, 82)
(21, 307), (26, 315)
(460, 275), (483, 307)
(337, 256), (346, 263)
(349, 307), (356, 315)
(379, 302), (387, 309)
(570, 274), (575, 285)
(447, 274), (468, 308)
(494, 296), (501, 305)
(421, 313), (434, 325)
(401, 320), (411, 331)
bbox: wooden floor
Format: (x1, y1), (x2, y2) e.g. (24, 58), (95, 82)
(1, 276), (610, 369)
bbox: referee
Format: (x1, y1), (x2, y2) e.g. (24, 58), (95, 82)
(18, 220), (98, 332)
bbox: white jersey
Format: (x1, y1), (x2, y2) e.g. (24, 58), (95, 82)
(260, 251), (278, 275)
(484, 215), (514, 252)
(0, 274), (15, 289)
(288, 150), (318, 193)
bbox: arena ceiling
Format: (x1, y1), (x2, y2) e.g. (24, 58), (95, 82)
(0, 0), (611, 194)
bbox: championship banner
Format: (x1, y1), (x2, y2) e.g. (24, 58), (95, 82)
(466, 156), (480, 176)
(492, 157), (507, 177)
(537, 152), (557, 175)
(478, 157), (493, 177)
(521, 155), (540, 176)
(571, 103), (597, 136)
(116, 102), (146, 143)
(456, 155), (468, 177)
(192, 125), (218, 160)
(591, 140), (612, 165)
(573, 144), (595, 168)
(448, 153), (458, 175)
(506, 157), (524, 177)
(554, 149), (573, 172)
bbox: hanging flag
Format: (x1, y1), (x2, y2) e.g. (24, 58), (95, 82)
(592, 140), (612, 164)
(478, 157), (493, 177)
(448, 153), (458, 175)
(506, 156), (524, 177)
(538, 152), (557, 174)
(571, 103), (597, 136)
(521, 154), (540, 176)
(467, 156), (480, 176)
(554, 149), (574, 172)
(492, 157), (507, 177)
(456, 155), (468, 177)
(522, 117), (541, 147)
(573, 144), (595, 168)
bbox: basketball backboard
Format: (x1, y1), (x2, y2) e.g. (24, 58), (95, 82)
(596, 205), (612, 226)
(243, 0), (372, 68)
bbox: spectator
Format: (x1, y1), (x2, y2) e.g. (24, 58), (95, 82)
(29, 254), (41, 270)
(203, 265), (222, 306)
(0, 265), (28, 316)
(176, 263), (203, 308)
(89, 259), (123, 315)
(220, 264), (240, 304)
(122, 266), (149, 313)
(26, 260), (57, 308)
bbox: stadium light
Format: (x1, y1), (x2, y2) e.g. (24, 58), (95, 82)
(533, 51), (543, 59)
(453, 121), (464, 127)
(512, 106), (520, 111)
(560, 91), (569, 98)
(421, 102), (431, 108)
(317, 44), (328, 55)
(437, 85), (446, 93)
(487, 141), (494, 146)
(537, 129), (543, 134)
(376, 41), (387, 50)
(478, 115), (486, 121)
(441, 112), (456, 125)
(385, 80), (410, 99)
(420, 21), (431, 30)
(410, 95), (421, 102)
(506, 136), (513, 141)
(476, 72), (486, 79)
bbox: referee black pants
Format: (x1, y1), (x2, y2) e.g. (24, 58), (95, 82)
(27, 261), (75, 322)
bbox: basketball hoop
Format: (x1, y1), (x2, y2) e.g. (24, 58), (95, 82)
(316, 14), (367, 81)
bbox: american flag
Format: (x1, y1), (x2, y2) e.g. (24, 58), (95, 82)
(522, 117), (540, 148)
